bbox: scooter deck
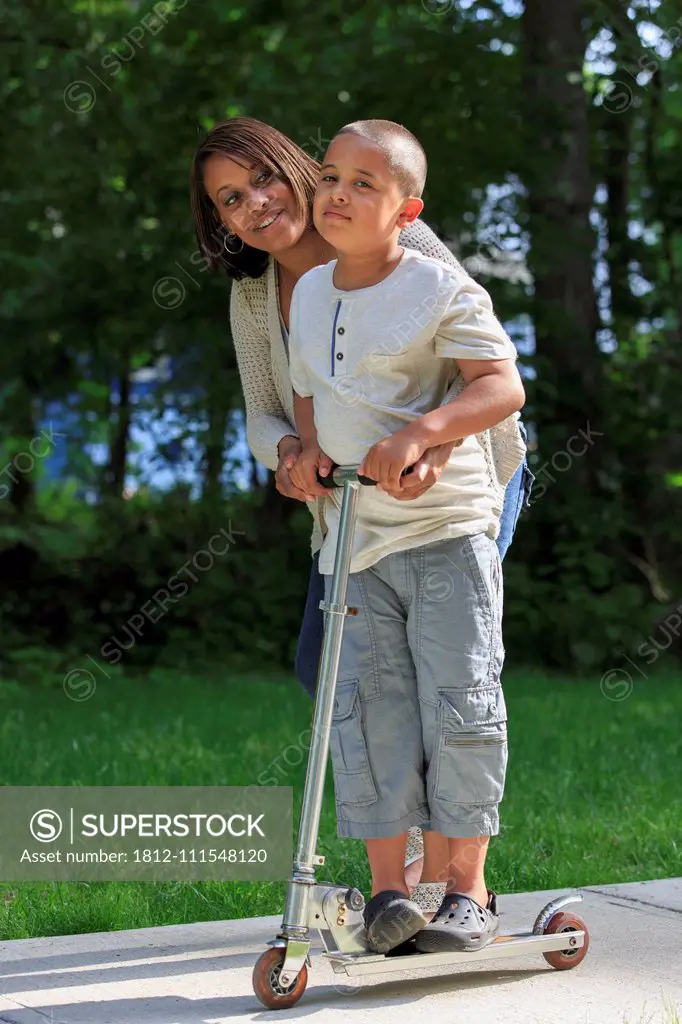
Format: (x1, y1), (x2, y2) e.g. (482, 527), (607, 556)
(323, 928), (586, 977)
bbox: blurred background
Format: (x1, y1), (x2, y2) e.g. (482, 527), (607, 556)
(2, 0), (682, 683)
(1, 0), (682, 941)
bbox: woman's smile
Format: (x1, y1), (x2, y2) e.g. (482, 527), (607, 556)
(252, 208), (285, 232)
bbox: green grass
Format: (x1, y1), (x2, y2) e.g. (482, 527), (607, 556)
(0, 666), (680, 940)
(623, 996), (681, 1024)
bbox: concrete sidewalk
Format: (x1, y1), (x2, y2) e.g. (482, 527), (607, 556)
(0, 879), (680, 1024)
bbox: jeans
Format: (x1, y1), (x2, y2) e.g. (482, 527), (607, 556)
(294, 452), (534, 699)
(496, 455), (534, 561)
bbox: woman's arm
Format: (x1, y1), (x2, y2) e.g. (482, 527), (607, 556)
(289, 393), (333, 495)
(229, 281), (297, 472)
(398, 218), (466, 274)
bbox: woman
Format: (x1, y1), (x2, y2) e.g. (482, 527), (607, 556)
(189, 117), (532, 916)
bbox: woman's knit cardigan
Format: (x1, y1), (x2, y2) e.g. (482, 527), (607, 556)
(229, 219), (526, 555)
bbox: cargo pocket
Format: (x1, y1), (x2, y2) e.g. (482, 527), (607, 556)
(329, 680), (379, 808)
(434, 686), (508, 806)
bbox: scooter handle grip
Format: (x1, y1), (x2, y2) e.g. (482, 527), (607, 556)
(316, 464), (414, 489)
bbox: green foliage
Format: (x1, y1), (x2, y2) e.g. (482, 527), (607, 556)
(0, 488), (313, 678)
(1, 0), (681, 672)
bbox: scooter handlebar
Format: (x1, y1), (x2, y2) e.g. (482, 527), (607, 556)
(316, 463), (414, 489)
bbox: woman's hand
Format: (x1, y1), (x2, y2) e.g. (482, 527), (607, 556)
(289, 443), (334, 497)
(379, 439), (462, 500)
(275, 436), (314, 503)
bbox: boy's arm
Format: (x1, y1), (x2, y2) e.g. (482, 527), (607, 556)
(288, 286), (333, 492)
(359, 275), (525, 487)
(423, 274), (525, 441)
(293, 392), (318, 449)
(405, 358), (524, 451)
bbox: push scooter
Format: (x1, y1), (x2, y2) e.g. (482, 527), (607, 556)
(252, 464), (589, 1009)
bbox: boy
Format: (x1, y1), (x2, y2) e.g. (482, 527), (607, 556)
(288, 120), (525, 955)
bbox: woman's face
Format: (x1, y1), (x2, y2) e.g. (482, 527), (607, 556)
(202, 153), (305, 255)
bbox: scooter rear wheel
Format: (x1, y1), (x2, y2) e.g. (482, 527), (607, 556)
(542, 911), (589, 970)
(252, 947), (308, 1009)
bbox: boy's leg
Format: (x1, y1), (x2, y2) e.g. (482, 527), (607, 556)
(412, 834), (489, 912)
(323, 560), (430, 951)
(444, 835), (490, 906)
(297, 553), (429, 878)
(322, 559), (428, 842)
(406, 533), (507, 948)
(410, 466), (524, 895)
(365, 833), (410, 896)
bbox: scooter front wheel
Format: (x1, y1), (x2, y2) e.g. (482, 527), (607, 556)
(252, 947), (308, 1009)
(541, 911), (589, 970)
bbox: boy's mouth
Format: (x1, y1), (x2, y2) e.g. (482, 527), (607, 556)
(323, 208), (351, 221)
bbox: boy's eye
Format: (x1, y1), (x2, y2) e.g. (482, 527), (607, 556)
(318, 174), (371, 189)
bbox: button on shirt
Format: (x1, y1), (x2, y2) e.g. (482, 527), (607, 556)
(288, 247), (519, 575)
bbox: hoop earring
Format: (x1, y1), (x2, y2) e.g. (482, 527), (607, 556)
(223, 231), (244, 255)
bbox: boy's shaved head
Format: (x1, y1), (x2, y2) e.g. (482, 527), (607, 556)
(335, 119), (427, 199)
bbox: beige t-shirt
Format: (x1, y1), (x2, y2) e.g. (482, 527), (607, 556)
(288, 247), (519, 575)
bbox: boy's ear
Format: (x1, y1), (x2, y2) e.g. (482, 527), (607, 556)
(396, 197), (424, 228)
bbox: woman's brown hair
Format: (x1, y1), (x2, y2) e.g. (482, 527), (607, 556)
(190, 117), (321, 280)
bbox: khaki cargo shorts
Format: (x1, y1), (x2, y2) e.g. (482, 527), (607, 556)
(324, 532), (508, 840)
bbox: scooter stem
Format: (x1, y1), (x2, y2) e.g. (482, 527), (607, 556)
(281, 476), (362, 937)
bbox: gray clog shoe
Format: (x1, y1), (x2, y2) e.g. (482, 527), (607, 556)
(363, 889), (428, 954)
(413, 889), (499, 953)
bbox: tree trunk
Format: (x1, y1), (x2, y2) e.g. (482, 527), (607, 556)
(520, 0), (604, 597)
(601, 8), (641, 343)
(247, 450), (261, 490)
(602, 103), (636, 339)
(103, 365), (131, 498)
(522, 0), (602, 439)
(3, 377), (38, 513)
(201, 399), (228, 504)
